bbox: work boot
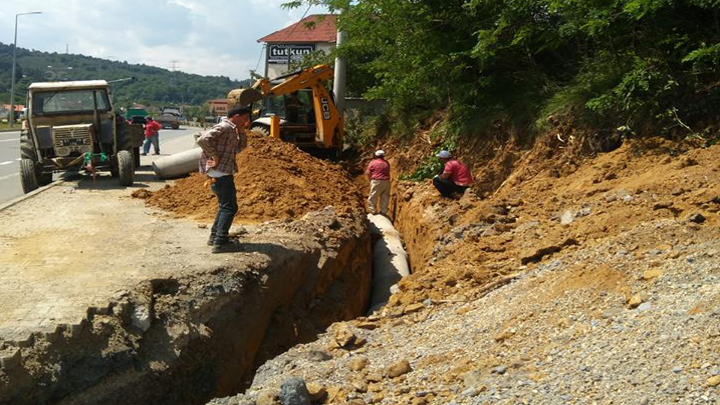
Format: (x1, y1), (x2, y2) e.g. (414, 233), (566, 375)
(211, 240), (240, 254)
(207, 235), (215, 246)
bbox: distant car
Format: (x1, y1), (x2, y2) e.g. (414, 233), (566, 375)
(129, 115), (147, 125)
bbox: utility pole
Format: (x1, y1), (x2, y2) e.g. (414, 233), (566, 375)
(10, 11), (43, 127)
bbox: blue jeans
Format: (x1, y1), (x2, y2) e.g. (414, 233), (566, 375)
(210, 175), (238, 245)
(143, 134), (160, 154)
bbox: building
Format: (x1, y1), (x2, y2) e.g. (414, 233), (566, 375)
(257, 14), (337, 79)
(207, 99), (228, 117)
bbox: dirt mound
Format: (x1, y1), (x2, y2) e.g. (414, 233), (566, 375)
(387, 135), (720, 307)
(141, 134), (364, 223)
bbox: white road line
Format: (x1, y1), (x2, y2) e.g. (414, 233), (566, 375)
(0, 173), (18, 181)
(0, 161), (13, 166)
(0, 138), (18, 143)
(16, 158), (21, 161)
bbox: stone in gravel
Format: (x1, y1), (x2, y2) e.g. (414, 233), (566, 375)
(307, 350), (332, 362)
(492, 365), (508, 375)
(688, 213), (706, 223)
(349, 357), (369, 371)
(404, 303), (425, 314)
(707, 376), (720, 387)
(411, 398), (428, 405)
(306, 383), (327, 402)
(672, 366), (683, 374)
(333, 323), (357, 348)
(627, 294), (645, 309)
(256, 390), (280, 405)
(387, 359), (412, 378)
(462, 370), (483, 389)
(560, 210), (575, 225)
(642, 269), (663, 280)
(366, 373), (383, 382)
(279, 377), (311, 405)
(131, 305), (152, 331)
(637, 302), (652, 312)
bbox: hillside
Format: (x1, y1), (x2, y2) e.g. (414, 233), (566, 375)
(210, 131), (720, 405)
(0, 42), (251, 107)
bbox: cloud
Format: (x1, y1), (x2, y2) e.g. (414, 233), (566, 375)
(0, 0), (328, 80)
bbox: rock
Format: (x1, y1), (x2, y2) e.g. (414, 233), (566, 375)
(560, 210), (575, 225)
(461, 387), (481, 397)
(411, 398), (427, 405)
(257, 390), (281, 405)
(462, 370), (483, 390)
(492, 365), (508, 375)
(366, 373), (383, 383)
(642, 269), (663, 280)
(131, 305), (152, 331)
(403, 303), (425, 314)
(707, 376), (720, 387)
(688, 213), (706, 223)
(672, 366), (683, 374)
(349, 357), (369, 371)
(386, 359), (412, 378)
(333, 323), (357, 348)
(306, 383), (327, 402)
(637, 302), (653, 312)
(627, 294), (645, 309)
(307, 350), (332, 362)
(279, 377), (311, 405)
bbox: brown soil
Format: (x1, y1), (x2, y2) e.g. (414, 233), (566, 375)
(384, 134), (720, 308)
(139, 134), (364, 223)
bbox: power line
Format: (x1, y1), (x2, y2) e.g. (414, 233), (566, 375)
(254, 43), (265, 73)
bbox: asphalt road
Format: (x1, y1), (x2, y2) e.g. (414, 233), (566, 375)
(0, 126), (201, 205)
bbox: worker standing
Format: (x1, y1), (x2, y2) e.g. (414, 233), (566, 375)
(433, 150), (473, 198)
(141, 116), (162, 156)
(366, 150), (391, 216)
(196, 107), (250, 253)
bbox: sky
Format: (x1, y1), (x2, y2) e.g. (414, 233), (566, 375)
(0, 0), (328, 81)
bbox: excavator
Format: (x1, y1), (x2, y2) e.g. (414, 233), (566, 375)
(227, 64), (343, 156)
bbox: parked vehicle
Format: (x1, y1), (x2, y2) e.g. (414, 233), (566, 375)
(20, 80), (144, 193)
(156, 106), (181, 129)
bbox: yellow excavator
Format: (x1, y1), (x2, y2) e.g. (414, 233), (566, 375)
(227, 64), (343, 155)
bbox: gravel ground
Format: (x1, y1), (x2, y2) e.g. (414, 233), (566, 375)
(210, 217), (719, 405)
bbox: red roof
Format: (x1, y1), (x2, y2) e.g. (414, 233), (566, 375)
(258, 14), (337, 44)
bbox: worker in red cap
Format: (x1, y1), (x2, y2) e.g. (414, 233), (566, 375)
(366, 149), (391, 215)
(433, 150), (473, 198)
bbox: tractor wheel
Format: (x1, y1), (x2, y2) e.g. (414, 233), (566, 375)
(251, 125), (270, 137)
(20, 159), (39, 194)
(117, 150), (134, 186)
(20, 130), (36, 160)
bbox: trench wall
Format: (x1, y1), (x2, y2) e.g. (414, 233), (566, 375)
(0, 208), (371, 405)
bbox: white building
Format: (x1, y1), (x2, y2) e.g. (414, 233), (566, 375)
(257, 14), (337, 79)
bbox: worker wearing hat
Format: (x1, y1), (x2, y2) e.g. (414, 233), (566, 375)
(366, 149), (391, 215)
(433, 150), (473, 198)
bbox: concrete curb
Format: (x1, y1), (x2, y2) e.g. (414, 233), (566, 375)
(0, 181), (62, 213)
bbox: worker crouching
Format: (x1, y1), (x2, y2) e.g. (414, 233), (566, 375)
(196, 107), (250, 253)
(366, 150), (391, 216)
(433, 150), (473, 199)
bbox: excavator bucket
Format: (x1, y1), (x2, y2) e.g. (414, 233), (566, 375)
(227, 88), (263, 109)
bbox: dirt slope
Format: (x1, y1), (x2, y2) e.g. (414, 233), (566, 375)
(136, 133), (363, 223)
(210, 135), (720, 405)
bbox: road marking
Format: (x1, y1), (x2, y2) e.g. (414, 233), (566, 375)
(0, 138), (18, 143)
(0, 161), (13, 166)
(0, 173), (18, 181)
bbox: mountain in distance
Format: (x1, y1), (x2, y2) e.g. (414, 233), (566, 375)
(0, 42), (252, 108)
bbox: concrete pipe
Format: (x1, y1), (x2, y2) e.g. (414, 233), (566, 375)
(152, 148), (203, 179)
(367, 214), (410, 314)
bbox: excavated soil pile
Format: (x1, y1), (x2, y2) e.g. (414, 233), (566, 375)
(140, 134), (363, 222)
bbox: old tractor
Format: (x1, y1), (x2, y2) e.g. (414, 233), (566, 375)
(19, 80), (144, 193)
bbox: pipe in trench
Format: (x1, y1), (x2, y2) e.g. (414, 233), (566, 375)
(366, 214), (410, 314)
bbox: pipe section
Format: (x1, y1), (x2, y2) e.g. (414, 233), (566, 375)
(152, 148), (202, 179)
(367, 214), (410, 314)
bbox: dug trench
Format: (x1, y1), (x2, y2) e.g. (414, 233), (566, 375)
(0, 134), (377, 405)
